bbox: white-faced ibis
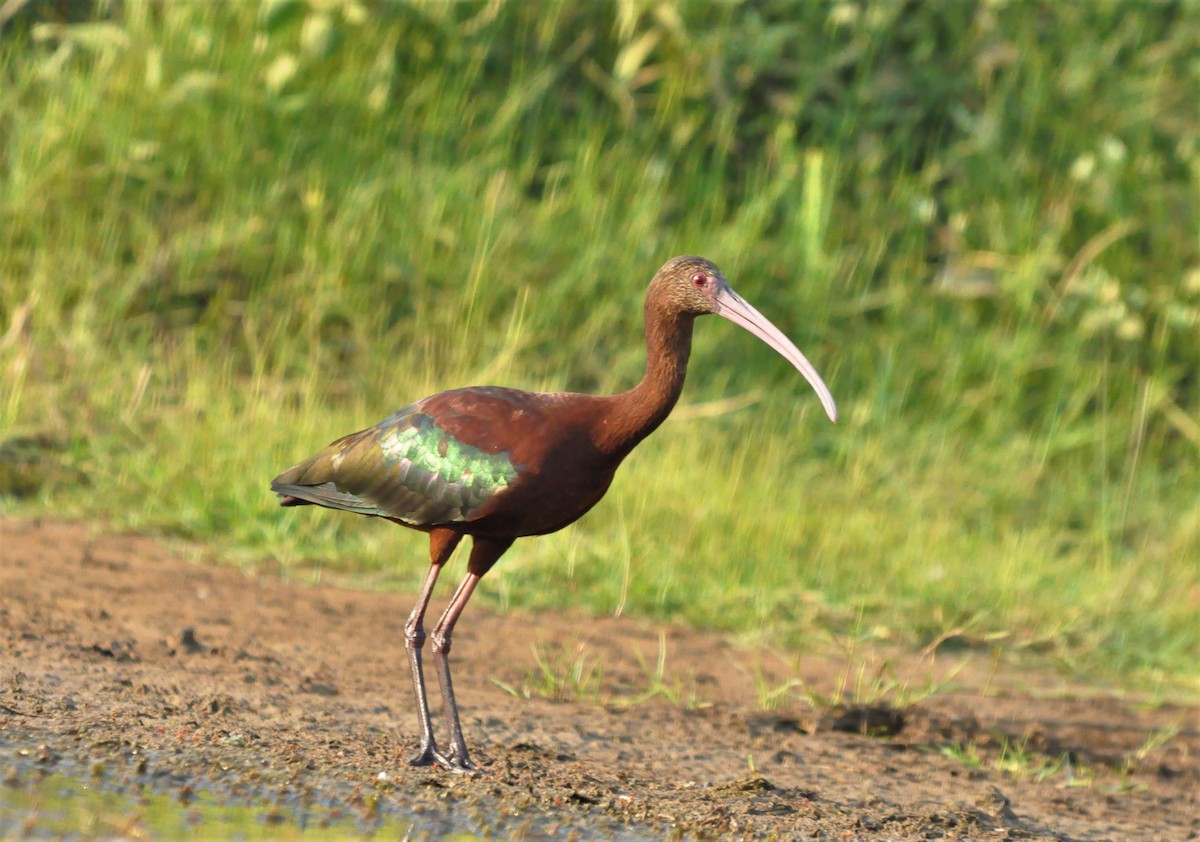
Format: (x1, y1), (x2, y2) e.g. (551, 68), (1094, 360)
(272, 256), (837, 772)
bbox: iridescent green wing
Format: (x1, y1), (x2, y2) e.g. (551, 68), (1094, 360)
(374, 405), (523, 522)
(271, 390), (523, 526)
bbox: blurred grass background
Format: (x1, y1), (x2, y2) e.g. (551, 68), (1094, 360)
(0, 0), (1197, 687)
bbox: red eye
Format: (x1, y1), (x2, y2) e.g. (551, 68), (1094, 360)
(691, 272), (707, 287)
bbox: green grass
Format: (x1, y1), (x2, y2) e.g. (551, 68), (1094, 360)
(1, 2), (1197, 688)
(492, 642), (605, 704)
(940, 739), (1082, 787)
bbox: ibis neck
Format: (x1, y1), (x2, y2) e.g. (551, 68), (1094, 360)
(596, 300), (695, 457)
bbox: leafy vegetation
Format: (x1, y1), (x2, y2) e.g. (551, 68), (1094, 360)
(1, 1), (1197, 686)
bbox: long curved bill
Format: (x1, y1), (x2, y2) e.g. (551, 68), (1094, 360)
(714, 284), (839, 423)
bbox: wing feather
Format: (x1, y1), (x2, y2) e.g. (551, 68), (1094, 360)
(271, 391), (526, 526)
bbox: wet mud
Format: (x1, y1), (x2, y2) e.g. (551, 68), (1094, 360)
(2, 518), (1197, 839)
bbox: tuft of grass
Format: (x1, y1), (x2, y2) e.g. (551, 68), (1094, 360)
(941, 739), (1086, 786)
(492, 642), (604, 704)
(993, 738), (1071, 784)
(753, 668), (806, 713)
(493, 635), (708, 710)
(765, 647), (962, 716)
(756, 610), (964, 713)
(1121, 724), (1182, 777)
(613, 632), (709, 711)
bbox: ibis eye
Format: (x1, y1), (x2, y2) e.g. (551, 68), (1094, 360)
(691, 272), (707, 287)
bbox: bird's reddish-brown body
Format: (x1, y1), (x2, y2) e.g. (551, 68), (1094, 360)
(272, 256), (837, 772)
(430, 390), (618, 536)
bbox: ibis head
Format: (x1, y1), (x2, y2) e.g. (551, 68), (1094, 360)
(650, 255), (839, 423)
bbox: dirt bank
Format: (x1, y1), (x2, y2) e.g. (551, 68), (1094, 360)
(1, 517), (1196, 839)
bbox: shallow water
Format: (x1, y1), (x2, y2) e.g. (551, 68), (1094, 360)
(0, 733), (656, 841)
(1, 762), (492, 841)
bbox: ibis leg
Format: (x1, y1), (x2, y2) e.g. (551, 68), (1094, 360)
(404, 529), (462, 767)
(428, 571), (480, 771)
(427, 537), (513, 773)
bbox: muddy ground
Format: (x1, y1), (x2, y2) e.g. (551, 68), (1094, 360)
(1, 517), (1197, 840)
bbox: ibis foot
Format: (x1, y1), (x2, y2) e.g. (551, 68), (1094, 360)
(436, 751), (478, 774)
(407, 744), (438, 767)
(407, 743), (477, 774)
